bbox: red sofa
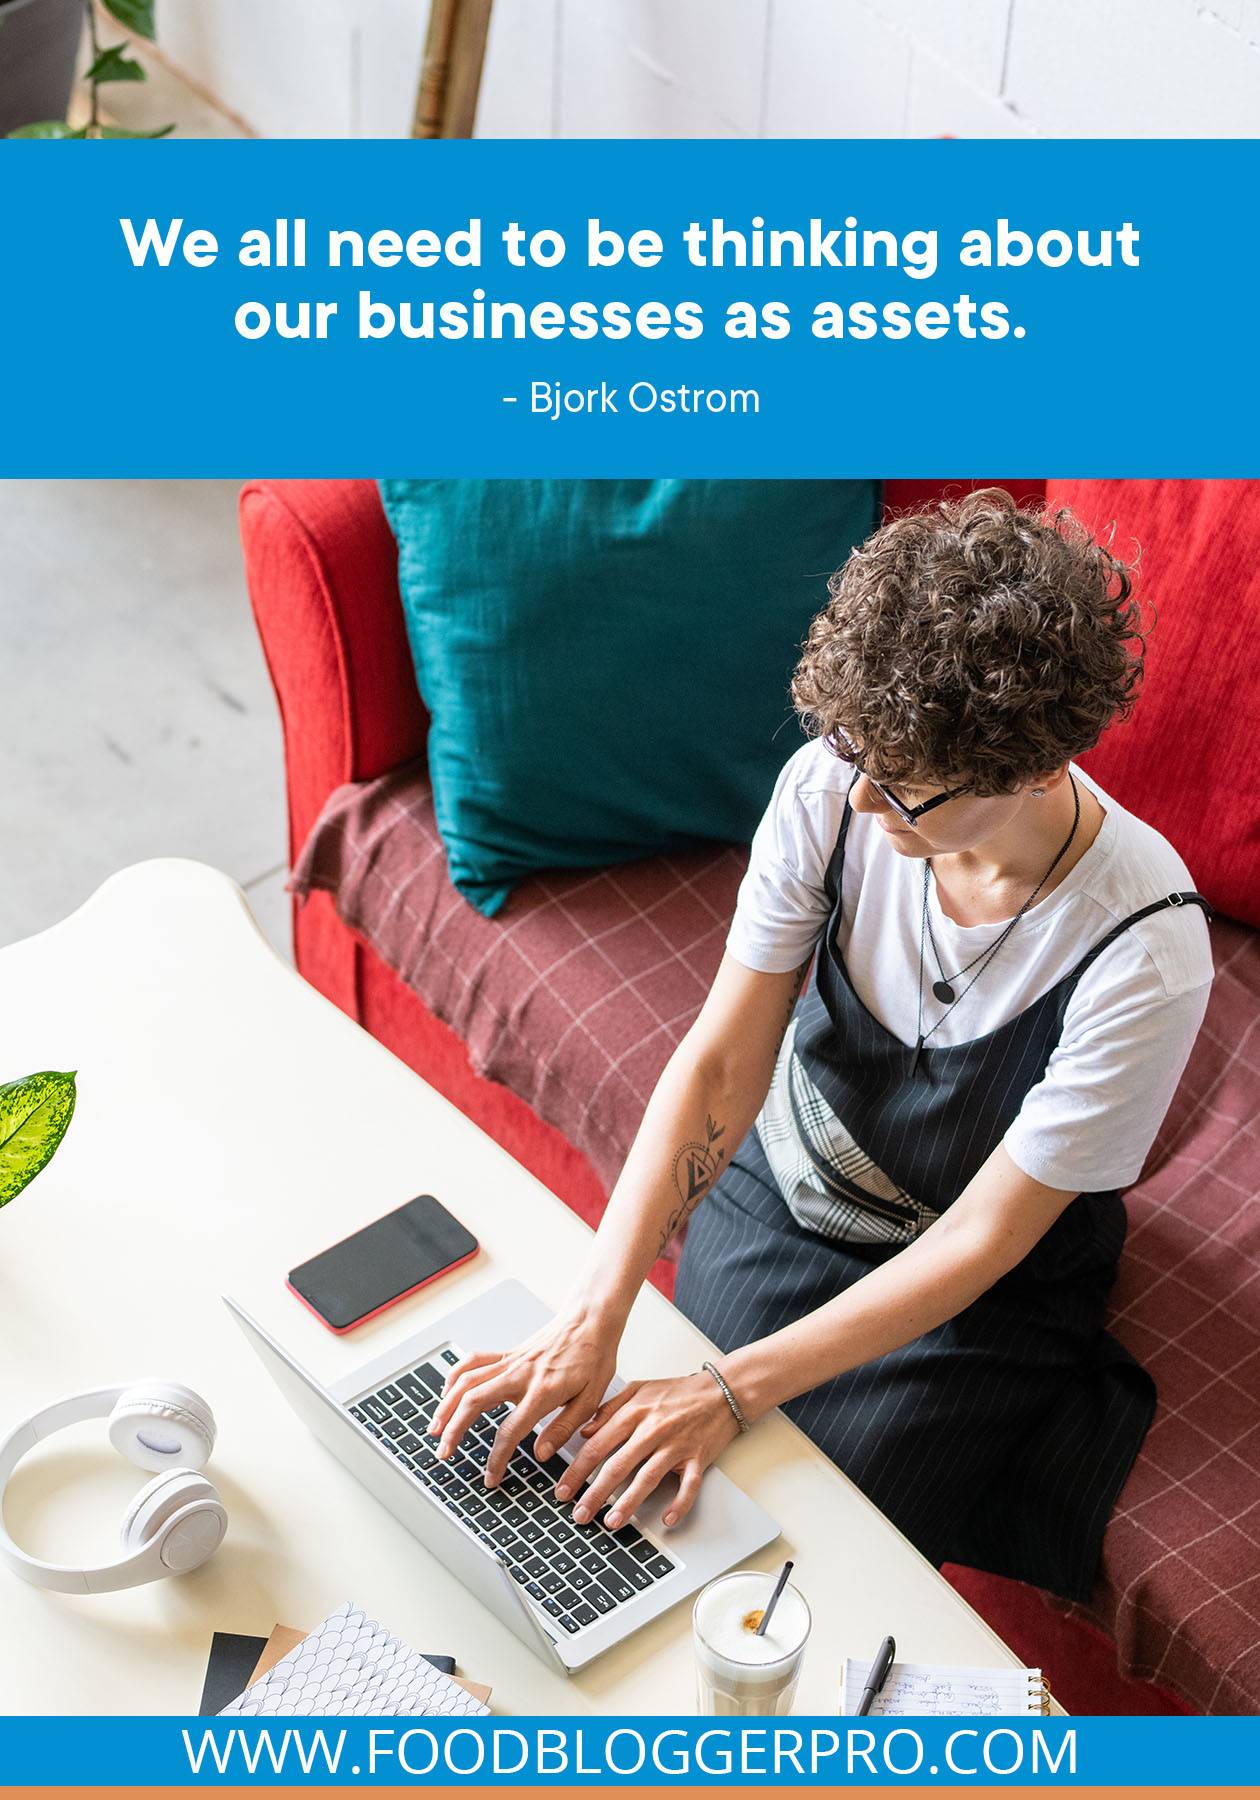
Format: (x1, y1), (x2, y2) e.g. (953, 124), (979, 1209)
(242, 477), (1260, 1716)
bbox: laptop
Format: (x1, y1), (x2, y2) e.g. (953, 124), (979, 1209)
(224, 1279), (779, 1673)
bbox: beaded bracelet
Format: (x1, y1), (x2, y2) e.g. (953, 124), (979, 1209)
(701, 1359), (751, 1434)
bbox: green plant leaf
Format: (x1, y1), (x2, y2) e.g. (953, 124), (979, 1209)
(0, 1071), (76, 1208)
(6, 120), (87, 138)
(101, 0), (156, 40)
(86, 43), (147, 84)
(98, 123), (175, 138)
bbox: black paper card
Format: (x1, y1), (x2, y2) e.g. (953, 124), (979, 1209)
(198, 1632), (269, 1715)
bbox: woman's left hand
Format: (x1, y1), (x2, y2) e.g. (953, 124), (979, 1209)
(554, 1370), (741, 1530)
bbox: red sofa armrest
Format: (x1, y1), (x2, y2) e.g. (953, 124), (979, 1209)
(239, 478), (427, 1011)
(239, 478), (427, 862)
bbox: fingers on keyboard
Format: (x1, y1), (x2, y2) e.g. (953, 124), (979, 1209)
(352, 1365), (677, 1636)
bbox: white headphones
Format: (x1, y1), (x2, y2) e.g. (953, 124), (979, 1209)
(0, 1382), (227, 1594)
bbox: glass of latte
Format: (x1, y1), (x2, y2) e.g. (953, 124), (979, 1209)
(692, 1569), (811, 1715)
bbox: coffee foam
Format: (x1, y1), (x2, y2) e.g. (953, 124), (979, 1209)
(694, 1570), (810, 1677)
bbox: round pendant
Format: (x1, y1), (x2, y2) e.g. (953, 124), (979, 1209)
(932, 979), (956, 1004)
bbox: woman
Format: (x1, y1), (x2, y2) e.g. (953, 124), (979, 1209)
(431, 489), (1214, 1600)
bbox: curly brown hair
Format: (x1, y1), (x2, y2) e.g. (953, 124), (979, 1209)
(792, 487), (1146, 795)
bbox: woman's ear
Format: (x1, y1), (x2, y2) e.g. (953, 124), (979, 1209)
(1027, 764), (1071, 798)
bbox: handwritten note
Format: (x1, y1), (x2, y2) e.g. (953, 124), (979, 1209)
(842, 1658), (1043, 1716)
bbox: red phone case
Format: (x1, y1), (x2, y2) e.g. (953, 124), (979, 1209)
(287, 1219), (479, 1334)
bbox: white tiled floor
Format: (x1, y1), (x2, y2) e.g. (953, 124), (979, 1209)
(0, 480), (291, 960)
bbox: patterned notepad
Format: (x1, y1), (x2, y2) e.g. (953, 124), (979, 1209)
(219, 1602), (490, 1717)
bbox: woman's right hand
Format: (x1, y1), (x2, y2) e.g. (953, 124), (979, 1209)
(428, 1301), (623, 1487)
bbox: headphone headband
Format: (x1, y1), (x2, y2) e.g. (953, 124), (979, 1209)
(0, 1387), (130, 1482)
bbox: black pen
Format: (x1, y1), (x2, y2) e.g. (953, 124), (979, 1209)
(854, 1635), (897, 1716)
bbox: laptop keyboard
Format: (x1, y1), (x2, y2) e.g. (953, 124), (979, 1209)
(349, 1347), (677, 1637)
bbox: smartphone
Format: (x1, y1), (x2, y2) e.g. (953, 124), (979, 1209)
(287, 1194), (479, 1334)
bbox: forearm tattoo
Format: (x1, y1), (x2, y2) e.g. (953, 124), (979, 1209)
(655, 960), (810, 1256)
(659, 1112), (726, 1254)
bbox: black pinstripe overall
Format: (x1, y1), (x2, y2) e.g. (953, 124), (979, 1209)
(676, 795), (1209, 1601)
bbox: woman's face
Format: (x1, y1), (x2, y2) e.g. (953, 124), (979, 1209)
(848, 769), (1039, 857)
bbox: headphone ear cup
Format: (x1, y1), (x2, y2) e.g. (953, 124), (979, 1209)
(119, 1470), (227, 1573)
(108, 1383), (217, 1473)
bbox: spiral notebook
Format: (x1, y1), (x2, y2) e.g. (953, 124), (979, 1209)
(840, 1658), (1051, 1715)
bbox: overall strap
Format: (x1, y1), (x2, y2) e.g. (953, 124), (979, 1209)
(822, 786), (856, 905)
(1062, 891), (1212, 989)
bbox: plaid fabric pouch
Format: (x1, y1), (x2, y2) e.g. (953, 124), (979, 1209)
(757, 1021), (939, 1246)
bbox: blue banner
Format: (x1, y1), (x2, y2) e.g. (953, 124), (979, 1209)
(0, 1715), (1256, 1787)
(2, 138), (1256, 477)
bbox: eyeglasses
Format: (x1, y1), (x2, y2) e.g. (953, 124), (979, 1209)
(830, 726), (971, 827)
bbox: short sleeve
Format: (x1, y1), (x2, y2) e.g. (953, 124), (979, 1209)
(725, 747), (838, 974)
(1004, 977), (1211, 1194)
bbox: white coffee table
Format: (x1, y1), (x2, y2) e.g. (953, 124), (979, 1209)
(0, 860), (1031, 1715)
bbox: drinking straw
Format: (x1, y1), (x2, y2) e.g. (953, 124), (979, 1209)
(755, 1559), (794, 1637)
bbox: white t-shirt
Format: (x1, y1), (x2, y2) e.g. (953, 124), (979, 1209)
(727, 739), (1214, 1194)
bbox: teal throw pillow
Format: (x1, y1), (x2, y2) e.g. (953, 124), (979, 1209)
(378, 478), (882, 916)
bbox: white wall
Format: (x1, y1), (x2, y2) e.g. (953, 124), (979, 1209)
(157, 0), (1260, 139)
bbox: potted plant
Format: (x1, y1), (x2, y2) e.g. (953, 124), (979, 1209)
(2, 0), (170, 138)
(0, 1071), (76, 1207)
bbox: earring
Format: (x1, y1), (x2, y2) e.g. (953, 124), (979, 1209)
(1032, 787), (1046, 796)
